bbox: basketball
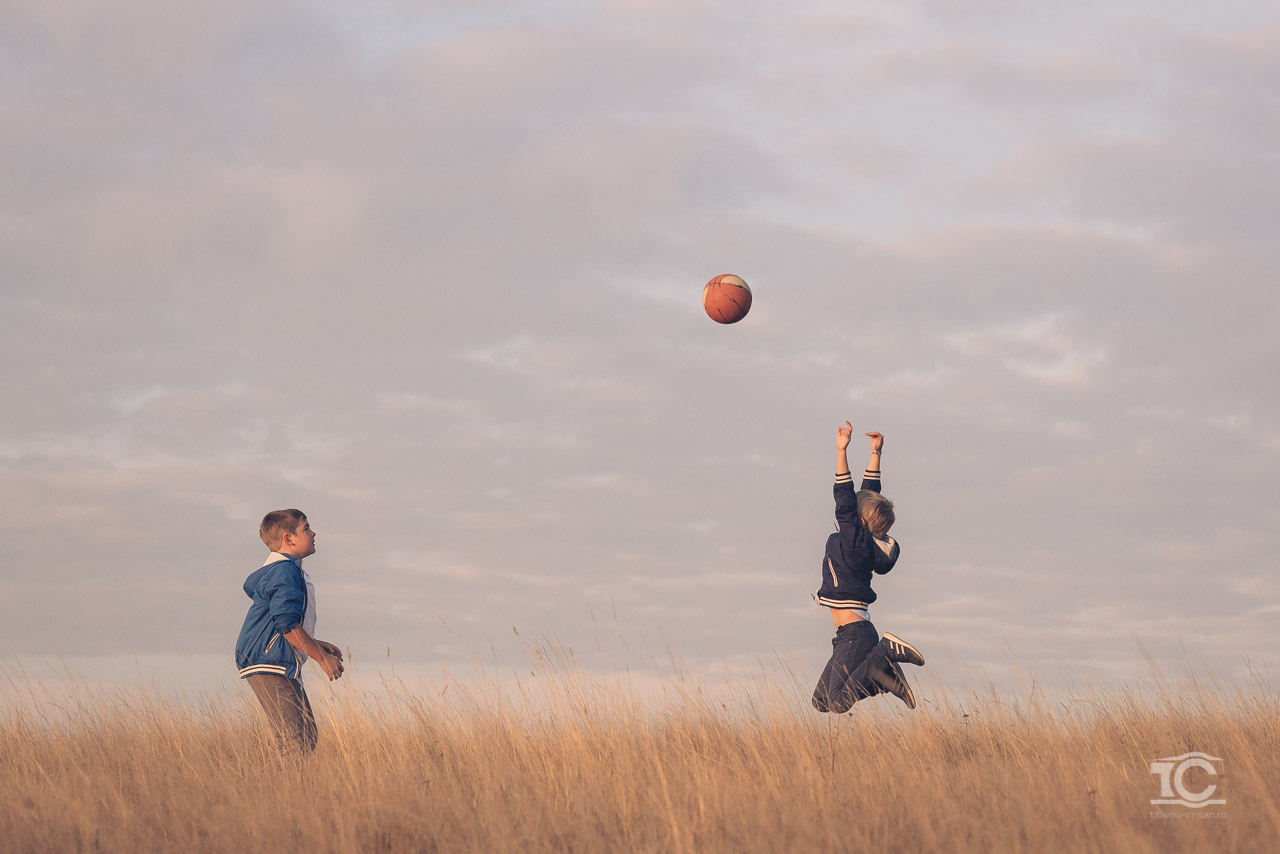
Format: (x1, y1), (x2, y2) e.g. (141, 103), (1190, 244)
(702, 274), (752, 324)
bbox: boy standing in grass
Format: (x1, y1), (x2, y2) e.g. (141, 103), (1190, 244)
(234, 509), (344, 753)
(811, 423), (925, 713)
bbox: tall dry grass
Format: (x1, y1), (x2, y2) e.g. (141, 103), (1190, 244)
(2, 651), (1278, 853)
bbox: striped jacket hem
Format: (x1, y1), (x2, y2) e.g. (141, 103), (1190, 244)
(815, 595), (872, 610)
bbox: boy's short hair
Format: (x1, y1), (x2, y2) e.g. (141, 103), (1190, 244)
(856, 491), (895, 538)
(260, 509), (308, 551)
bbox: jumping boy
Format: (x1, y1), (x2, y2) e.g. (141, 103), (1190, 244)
(811, 423), (925, 713)
(234, 509), (345, 753)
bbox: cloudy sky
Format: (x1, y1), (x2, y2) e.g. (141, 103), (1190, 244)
(2, 0), (1277, 699)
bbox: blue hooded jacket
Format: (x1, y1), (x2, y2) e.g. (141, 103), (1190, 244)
(234, 556), (308, 680)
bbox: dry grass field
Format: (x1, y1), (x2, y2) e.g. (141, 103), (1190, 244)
(3, 654), (1278, 854)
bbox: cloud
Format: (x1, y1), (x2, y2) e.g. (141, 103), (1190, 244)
(875, 42), (1137, 110)
(942, 312), (1108, 384)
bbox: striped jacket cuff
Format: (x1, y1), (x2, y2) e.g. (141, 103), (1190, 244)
(834, 472), (854, 484)
(862, 470), (881, 481)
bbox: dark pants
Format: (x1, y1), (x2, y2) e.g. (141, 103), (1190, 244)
(247, 672), (318, 754)
(812, 620), (888, 714)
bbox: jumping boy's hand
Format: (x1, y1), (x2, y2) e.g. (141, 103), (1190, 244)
(865, 431), (884, 455)
(837, 421), (853, 451)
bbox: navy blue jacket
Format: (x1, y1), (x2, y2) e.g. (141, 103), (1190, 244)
(234, 556), (308, 680)
(813, 470), (899, 610)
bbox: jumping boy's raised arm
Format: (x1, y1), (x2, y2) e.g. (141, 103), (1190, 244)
(834, 422), (861, 528)
(835, 423), (887, 522)
(861, 431), (883, 493)
(835, 421), (853, 476)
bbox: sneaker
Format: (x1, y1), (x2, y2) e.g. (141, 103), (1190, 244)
(880, 632), (926, 667)
(872, 660), (917, 710)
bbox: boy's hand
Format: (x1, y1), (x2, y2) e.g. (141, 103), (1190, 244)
(317, 640), (344, 661)
(316, 640), (344, 680)
(865, 431), (884, 455)
(837, 421), (853, 451)
(285, 627), (346, 680)
(318, 652), (344, 681)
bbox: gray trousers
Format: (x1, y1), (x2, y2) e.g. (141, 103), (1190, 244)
(246, 672), (318, 754)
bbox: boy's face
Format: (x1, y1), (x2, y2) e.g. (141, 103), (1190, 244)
(281, 519), (316, 559)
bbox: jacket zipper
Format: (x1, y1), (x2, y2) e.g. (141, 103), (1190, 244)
(828, 557), (838, 587)
(265, 632), (281, 654)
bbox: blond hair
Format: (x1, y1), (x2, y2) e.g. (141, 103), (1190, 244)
(856, 491), (895, 538)
(260, 509), (307, 551)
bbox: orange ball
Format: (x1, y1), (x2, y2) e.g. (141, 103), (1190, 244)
(702, 274), (752, 324)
